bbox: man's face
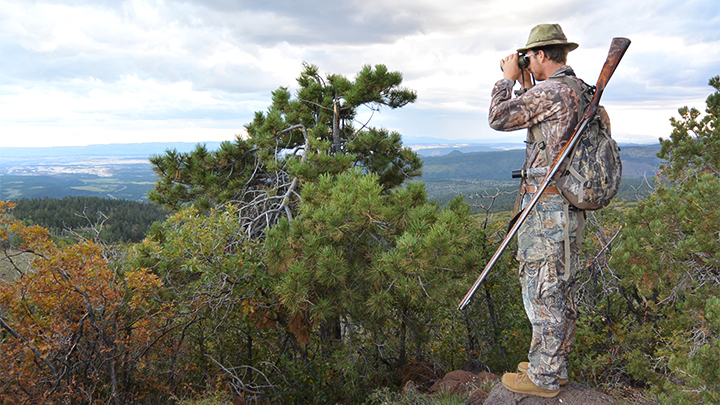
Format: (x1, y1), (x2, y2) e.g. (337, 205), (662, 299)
(526, 50), (543, 79)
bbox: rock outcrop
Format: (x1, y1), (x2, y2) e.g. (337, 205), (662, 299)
(482, 381), (620, 405)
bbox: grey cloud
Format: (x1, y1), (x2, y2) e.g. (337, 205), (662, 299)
(562, 0), (720, 46)
(0, 38), (291, 96)
(15, 0), (426, 91)
(170, 0), (425, 46)
(2, 0), (719, 147)
(600, 76), (711, 105)
(107, 105), (257, 121)
(601, 45), (719, 105)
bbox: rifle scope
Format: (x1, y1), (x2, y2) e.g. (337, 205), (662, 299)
(511, 166), (548, 179)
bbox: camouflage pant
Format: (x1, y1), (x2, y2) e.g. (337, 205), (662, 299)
(517, 192), (579, 391)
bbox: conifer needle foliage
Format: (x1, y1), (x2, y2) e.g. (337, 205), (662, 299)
(148, 63), (422, 240)
(578, 76), (720, 403)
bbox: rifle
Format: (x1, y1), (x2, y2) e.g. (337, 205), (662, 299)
(458, 37), (631, 311)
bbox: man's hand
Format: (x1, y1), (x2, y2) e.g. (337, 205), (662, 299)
(500, 53), (521, 80)
(501, 53), (532, 88)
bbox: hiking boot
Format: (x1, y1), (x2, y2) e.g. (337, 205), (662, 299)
(517, 362), (568, 385)
(502, 371), (560, 398)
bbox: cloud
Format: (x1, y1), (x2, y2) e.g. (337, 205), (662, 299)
(0, 0), (718, 147)
(185, 0), (426, 45)
(0, 74), (265, 126)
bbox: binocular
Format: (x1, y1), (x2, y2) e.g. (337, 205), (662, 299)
(500, 54), (531, 72)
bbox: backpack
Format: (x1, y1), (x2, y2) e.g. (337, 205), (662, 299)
(538, 75), (623, 210)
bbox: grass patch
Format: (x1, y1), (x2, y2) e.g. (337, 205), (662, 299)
(177, 390), (233, 405)
(0, 249), (36, 281)
(366, 388), (469, 405)
(71, 179), (125, 193)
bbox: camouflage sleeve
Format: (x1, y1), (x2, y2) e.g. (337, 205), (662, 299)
(488, 80), (563, 132)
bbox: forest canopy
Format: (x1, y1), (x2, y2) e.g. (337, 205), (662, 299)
(9, 196), (170, 243)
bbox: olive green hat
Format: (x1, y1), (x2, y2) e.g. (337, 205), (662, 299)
(517, 23), (579, 53)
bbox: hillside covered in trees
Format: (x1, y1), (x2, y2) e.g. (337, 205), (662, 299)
(416, 144), (660, 212)
(9, 196), (170, 243)
(0, 66), (718, 405)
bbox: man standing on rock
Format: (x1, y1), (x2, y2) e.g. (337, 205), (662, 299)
(488, 23), (587, 398)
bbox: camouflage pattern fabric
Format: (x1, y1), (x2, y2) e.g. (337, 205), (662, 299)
(489, 65), (582, 171)
(517, 192), (579, 390)
(555, 104), (622, 210)
(489, 65), (585, 391)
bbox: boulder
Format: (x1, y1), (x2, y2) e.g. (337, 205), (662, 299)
(402, 380), (419, 395)
(428, 370), (499, 395)
(399, 359), (445, 392)
(465, 388), (490, 405)
(483, 381), (620, 405)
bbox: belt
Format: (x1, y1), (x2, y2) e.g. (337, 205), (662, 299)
(523, 185), (560, 194)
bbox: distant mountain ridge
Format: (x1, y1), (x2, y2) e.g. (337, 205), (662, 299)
(1, 141), (662, 204)
(1, 140), (659, 159)
(420, 143), (662, 180)
(0, 142), (225, 158)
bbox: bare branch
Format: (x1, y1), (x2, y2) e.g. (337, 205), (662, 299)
(206, 355), (275, 397)
(0, 315), (58, 375)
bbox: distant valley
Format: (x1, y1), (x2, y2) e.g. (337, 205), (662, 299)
(0, 142), (220, 202)
(0, 141), (663, 210)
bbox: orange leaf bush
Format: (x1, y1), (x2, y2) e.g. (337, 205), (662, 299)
(0, 202), (178, 404)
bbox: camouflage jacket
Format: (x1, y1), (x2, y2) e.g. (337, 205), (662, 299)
(489, 65), (584, 182)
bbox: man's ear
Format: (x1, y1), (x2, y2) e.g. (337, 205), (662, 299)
(537, 50), (546, 63)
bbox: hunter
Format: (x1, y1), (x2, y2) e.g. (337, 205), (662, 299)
(488, 23), (586, 398)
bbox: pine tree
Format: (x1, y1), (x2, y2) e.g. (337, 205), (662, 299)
(609, 76), (720, 403)
(263, 168), (518, 400)
(148, 63), (422, 240)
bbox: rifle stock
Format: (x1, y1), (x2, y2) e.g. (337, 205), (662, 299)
(458, 37), (630, 311)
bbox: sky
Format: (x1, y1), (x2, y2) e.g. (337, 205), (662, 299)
(0, 0), (718, 148)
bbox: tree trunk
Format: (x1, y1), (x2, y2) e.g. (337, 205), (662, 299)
(332, 98), (341, 154)
(398, 313), (407, 368)
(483, 283), (508, 361)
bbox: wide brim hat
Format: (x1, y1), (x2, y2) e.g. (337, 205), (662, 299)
(517, 23), (579, 54)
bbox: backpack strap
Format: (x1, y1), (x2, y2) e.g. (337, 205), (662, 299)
(548, 75), (591, 123)
(530, 126), (550, 168)
(549, 74), (596, 204)
(528, 75), (588, 169)
(562, 204), (585, 281)
(550, 74), (590, 279)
